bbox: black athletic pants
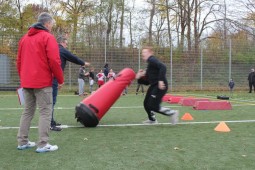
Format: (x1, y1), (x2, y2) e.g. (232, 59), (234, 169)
(143, 84), (167, 121)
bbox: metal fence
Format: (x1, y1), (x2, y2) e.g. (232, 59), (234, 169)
(0, 34), (254, 92)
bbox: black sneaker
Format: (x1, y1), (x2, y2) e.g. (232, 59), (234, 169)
(50, 126), (62, 131)
(56, 122), (61, 126)
(52, 121), (61, 126)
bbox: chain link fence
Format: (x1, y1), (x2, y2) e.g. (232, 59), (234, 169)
(0, 34), (254, 93)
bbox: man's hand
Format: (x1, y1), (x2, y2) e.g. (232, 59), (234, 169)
(84, 62), (90, 66)
(58, 83), (64, 89)
(158, 81), (166, 90)
(136, 69), (146, 79)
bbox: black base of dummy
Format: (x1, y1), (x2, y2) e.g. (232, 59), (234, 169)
(75, 103), (99, 127)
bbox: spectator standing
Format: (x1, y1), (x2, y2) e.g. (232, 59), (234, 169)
(228, 78), (235, 96)
(136, 83), (144, 95)
(107, 69), (116, 80)
(16, 12), (64, 153)
(78, 66), (89, 97)
(96, 69), (105, 88)
(50, 36), (90, 131)
(103, 63), (109, 81)
(248, 68), (255, 93)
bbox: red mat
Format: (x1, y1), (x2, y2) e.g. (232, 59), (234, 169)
(162, 94), (173, 102)
(179, 97), (210, 106)
(193, 101), (232, 110)
(168, 96), (184, 104)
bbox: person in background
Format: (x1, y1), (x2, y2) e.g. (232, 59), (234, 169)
(16, 12), (64, 153)
(107, 68), (116, 80)
(50, 36), (90, 131)
(89, 67), (95, 93)
(136, 46), (179, 125)
(136, 83), (144, 95)
(122, 88), (128, 95)
(103, 63), (109, 81)
(228, 78), (235, 97)
(78, 65), (89, 97)
(96, 69), (105, 88)
(247, 68), (255, 93)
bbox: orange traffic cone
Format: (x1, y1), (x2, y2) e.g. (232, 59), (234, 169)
(181, 112), (194, 120)
(214, 121), (231, 132)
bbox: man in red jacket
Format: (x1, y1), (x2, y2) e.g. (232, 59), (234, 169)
(16, 12), (64, 153)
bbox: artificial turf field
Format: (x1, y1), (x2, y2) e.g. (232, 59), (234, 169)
(0, 91), (255, 170)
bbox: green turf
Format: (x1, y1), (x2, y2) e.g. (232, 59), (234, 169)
(0, 91), (255, 170)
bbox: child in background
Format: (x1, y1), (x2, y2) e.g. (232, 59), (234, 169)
(96, 69), (105, 88)
(107, 69), (116, 80)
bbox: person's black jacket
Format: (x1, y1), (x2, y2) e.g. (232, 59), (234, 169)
(145, 56), (167, 86)
(248, 72), (255, 83)
(59, 44), (85, 71)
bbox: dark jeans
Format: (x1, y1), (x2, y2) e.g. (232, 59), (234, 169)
(249, 82), (255, 92)
(143, 84), (167, 121)
(136, 84), (144, 93)
(51, 78), (58, 126)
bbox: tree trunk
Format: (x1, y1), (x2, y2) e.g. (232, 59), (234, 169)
(149, 0), (155, 45)
(119, 0), (125, 48)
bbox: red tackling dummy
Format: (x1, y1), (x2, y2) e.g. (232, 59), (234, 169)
(75, 68), (136, 127)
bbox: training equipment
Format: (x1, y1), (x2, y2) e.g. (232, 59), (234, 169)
(181, 112), (194, 120)
(179, 97), (210, 106)
(75, 68), (136, 127)
(162, 94), (173, 102)
(167, 96), (183, 104)
(217, 95), (229, 100)
(193, 101), (232, 110)
(214, 122), (231, 132)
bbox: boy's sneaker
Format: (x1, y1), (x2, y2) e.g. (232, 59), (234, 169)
(143, 119), (158, 124)
(36, 143), (58, 153)
(50, 126), (62, 131)
(17, 141), (36, 150)
(170, 110), (179, 125)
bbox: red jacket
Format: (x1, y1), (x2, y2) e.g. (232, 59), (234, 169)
(17, 23), (64, 88)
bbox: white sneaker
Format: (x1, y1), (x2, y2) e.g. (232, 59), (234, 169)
(17, 141), (36, 150)
(143, 119), (158, 124)
(159, 107), (175, 116)
(170, 110), (179, 125)
(36, 143), (58, 153)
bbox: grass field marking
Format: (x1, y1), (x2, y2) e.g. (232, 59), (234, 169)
(0, 105), (181, 111)
(1, 119), (255, 130)
(1, 103), (255, 111)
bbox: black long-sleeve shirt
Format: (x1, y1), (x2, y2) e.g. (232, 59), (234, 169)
(59, 44), (85, 71)
(146, 56), (167, 86)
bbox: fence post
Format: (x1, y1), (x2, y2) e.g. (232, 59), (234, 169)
(170, 42), (173, 91)
(229, 38), (232, 81)
(200, 43), (203, 90)
(68, 62), (71, 90)
(138, 35), (141, 70)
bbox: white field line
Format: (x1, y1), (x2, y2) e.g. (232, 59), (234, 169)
(1, 120), (255, 130)
(0, 102), (255, 111)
